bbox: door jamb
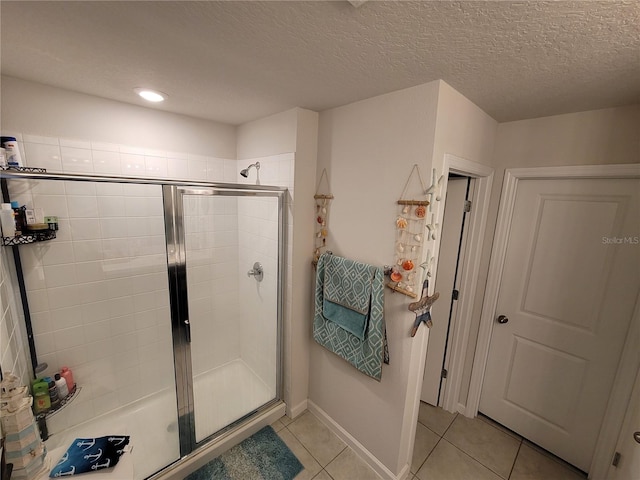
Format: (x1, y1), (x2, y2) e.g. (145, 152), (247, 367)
(437, 154), (494, 414)
(466, 163), (640, 478)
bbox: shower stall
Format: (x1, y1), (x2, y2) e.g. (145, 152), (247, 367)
(0, 170), (286, 478)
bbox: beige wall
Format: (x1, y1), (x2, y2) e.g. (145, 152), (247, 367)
(458, 104), (640, 406)
(311, 81), (440, 475)
(236, 108), (299, 160)
(1, 76), (236, 158)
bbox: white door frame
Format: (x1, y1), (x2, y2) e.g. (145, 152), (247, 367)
(436, 154), (494, 414)
(466, 163), (640, 478)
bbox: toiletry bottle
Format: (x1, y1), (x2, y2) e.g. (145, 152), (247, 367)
(0, 203), (15, 237)
(44, 376), (60, 410)
(60, 366), (75, 393)
(10, 202), (26, 235)
(54, 373), (69, 399)
(1, 136), (23, 167)
(32, 379), (51, 414)
(0, 147), (7, 167)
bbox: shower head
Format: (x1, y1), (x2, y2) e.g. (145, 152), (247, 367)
(240, 162), (260, 178)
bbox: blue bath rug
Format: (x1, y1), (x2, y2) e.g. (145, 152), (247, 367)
(185, 426), (303, 480)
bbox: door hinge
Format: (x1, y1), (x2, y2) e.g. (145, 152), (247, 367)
(464, 200), (472, 213)
(612, 451), (621, 467)
(441, 369), (448, 379)
(452, 289), (459, 300)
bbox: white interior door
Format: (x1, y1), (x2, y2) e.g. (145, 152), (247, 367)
(479, 178), (640, 472)
(608, 368), (640, 480)
(421, 177), (468, 405)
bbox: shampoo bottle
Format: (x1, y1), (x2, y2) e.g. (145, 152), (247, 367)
(54, 373), (69, 399)
(60, 366), (75, 393)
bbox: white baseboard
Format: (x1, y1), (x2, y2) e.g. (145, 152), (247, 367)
(307, 400), (409, 480)
(287, 398), (308, 419)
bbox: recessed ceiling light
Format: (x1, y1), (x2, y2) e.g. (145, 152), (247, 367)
(134, 88), (166, 102)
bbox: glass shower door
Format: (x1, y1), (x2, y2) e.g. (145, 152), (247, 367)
(164, 186), (283, 450)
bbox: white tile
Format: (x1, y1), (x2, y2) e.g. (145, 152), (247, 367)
(26, 289), (50, 313)
(53, 325), (85, 351)
(70, 219), (102, 240)
(120, 153), (145, 177)
(60, 138), (91, 149)
(44, 264), (77, 288)
(50, 306), (83, 330)
(64, 181), (96, 196)
(30, 311), (52, 335)
(84, 320), (111, 343)
(61, 146), (94, 173)
(67, 195), (99, 218)
(100, 217), (129, 238)
(95, 182), (124, 197)
(80, 301), (111, 326)
(97, 196), (126, 218)
(57, 344), (87, 366)
(34, 332), (56, 355)
(32, 194), (68, 219)
(110, 314), (135, 336)
(206, 158), (225, 182)
(104, 278), (133, 299)
(188, 158), (207, 180)
(47, 285), (79, 310)
(109, 296), (134, 318)
(78, 283), (109, 304)
(120, 145), (146, 155)
(23, 143), (62, 171)
(31, 180), (66, 196)
(145, 156), (168, 178)
(75, 261), (105, 283)
(91, 141), (119, 152)
(23, 134), (59, 145)
(23, 264), (46, 291)
(41, 241), (75, 265)
(73, 240), (103, 262)
(102, 238), (130, 259)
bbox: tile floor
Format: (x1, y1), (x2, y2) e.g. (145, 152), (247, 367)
(274, 403), (588, 480)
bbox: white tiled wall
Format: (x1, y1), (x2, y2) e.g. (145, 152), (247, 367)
(12, 133), (238, 182)
(1, 132), (295, 437)
(184, 195), (241, 376)
(8, 180), (174, 430)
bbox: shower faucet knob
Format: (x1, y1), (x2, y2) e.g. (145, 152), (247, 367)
(247, 262), (264, 282)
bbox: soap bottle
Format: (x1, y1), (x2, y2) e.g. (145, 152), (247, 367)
(60, 366), (75, 393)
(54, 373), (69, 399)
(44, 376), (60, 410)
(32, 379), (51, 414)
(0, 203), (15, 237)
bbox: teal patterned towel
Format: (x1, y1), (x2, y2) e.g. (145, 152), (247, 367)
(314, 253), (387, 381)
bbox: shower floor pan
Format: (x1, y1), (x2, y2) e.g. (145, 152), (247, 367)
(38, 359), (276, 479)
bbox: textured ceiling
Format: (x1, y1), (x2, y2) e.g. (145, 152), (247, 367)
(1, 1), (639, 125)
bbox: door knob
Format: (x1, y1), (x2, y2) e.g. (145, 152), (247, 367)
(634, 431), (640, 444)
(496, 315), (509, 324)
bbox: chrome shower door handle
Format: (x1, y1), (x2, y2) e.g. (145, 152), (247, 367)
(247, 262), (264, 282)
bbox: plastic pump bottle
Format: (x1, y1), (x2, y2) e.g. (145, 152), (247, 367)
(55, 373), (69, 399)
(0, 203), (15, 237)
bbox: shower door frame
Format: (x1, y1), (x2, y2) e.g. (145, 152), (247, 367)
(163, 184), (286, 457)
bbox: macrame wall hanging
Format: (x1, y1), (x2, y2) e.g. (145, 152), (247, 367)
(313, 168), (334, 266)
(387, 164), (430, 298)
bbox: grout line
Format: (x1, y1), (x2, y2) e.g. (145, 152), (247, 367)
(415, 436), (443, 474)
(444, 437), (511, 480)
(507, 439), (523, 479)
